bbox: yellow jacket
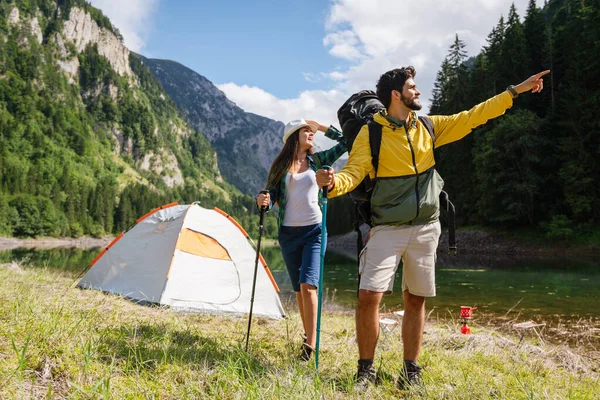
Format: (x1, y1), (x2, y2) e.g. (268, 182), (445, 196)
(330, 91), (514, 226)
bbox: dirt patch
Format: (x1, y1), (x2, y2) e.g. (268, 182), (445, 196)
(0, 261), (25, 274)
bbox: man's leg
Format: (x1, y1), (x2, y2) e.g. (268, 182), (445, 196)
(353, 225), (405, 387)
(402, 289), (425, 361)
(356, 289), (384, 359)
(353, 289), (383, 388)
(398, 222), (440, 387)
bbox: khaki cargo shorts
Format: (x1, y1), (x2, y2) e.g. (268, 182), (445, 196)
(358, 222), (441, 297)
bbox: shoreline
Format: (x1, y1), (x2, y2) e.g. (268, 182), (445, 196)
(327, 228), (600, 261)
(1, 229), (599, 260)
(0, 236), (112, 251)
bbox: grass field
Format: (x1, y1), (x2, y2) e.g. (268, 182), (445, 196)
(0, 263), (598, 399)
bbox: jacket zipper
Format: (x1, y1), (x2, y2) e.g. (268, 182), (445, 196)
(404, 125), (420, 223)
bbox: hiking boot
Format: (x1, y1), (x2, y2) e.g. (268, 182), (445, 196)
(354, 360), (376, 390)
(298, 342), (314, 361)
(397, 361), (423, 390)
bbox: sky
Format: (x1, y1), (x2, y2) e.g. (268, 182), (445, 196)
(88, 0), (532, 144)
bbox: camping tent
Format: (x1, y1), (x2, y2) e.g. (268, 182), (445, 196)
(78, 203), (285, 319)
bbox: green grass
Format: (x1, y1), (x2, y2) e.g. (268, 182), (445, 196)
(0, 265), (598, 399)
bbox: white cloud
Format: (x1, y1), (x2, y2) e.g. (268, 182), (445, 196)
(217, 83), (347, 148)
(219, 0), (531, 135)
(218, 82), (346, 125)
(329, 71), (346, 81)
(303, 72), (333, 83)
(88, 0), (159, 52)
(323, 30), (364, 60)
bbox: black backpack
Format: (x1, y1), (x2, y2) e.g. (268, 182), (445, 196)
(336, 90), (457, 255)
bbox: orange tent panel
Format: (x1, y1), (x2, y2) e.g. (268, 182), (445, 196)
(176, 228), (231, 261)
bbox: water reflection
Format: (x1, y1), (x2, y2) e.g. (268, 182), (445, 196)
(261, 245), (600, 321)
(0, 247), (99, 274)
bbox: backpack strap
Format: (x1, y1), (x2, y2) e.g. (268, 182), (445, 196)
(440, 190), (458, 255)
(368, 117), (430, 172)
(367, 121), (382, 177)
(418, 116), (435, 150)
(418, 116), (458, 253)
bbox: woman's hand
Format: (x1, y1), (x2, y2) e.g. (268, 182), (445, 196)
(256, 192), (270, 208)
(305, 120), (328, 132)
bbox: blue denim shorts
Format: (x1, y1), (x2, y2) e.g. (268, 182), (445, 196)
(278, 223), (325, 292)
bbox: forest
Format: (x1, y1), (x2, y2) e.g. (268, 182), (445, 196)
(327, 0), (600, 241)
(0, 0), (278, 238)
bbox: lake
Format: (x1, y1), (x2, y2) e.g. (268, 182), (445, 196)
(2, 246), (599, 330)
(262, 246), (600, 320)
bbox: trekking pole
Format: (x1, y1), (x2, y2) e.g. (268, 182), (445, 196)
(245, 190), (269, 352)
(315, 166), (330, 371)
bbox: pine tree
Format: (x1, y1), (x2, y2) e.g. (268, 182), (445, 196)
(466, 53), (494, 105)
(484, 16), (506, 93)
(429, 59), (451, 114)
(445, 34), (469, 111)
(500, 3), (528, 88)
(523, 0), (551, 114)
(474, 110), (552, 225)
(431, 35), (479, 225)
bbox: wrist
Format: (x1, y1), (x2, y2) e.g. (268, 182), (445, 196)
(506, 85), (519, 98)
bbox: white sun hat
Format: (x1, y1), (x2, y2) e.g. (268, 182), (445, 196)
(282, 119), (318, 143)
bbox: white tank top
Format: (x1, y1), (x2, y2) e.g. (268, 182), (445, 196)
(282, 169), (322, 227)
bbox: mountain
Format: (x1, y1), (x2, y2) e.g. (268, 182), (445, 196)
(142, 58), (284, 195)
(0, 0), (273, 238)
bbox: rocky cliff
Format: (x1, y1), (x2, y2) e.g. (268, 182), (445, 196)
(142, 58), (284, 194)
(0, 0), (261, 238)
(60, 7), (132, 77)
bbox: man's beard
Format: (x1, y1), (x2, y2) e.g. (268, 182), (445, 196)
(401, 94), (422, 110)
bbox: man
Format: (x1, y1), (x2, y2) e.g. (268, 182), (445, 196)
(316, 66), (549, 389)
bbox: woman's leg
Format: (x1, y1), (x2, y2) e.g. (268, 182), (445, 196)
(279, 228), (305, 332)
(296, 291), (306, 335)
(300, 283), (318, 348)
(298, 224), (324, 350)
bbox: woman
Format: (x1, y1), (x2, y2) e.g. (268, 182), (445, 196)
(256, 119), (347, 360)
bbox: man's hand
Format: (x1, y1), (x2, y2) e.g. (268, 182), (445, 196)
(515, 70), (551, 94)
(316, 168), (335, 190)
(256, 192), (270, 208)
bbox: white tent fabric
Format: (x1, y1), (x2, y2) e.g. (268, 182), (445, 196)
(78, 203), (285, 319)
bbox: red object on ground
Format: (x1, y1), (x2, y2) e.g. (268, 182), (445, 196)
(461, 323), (471, 334)
(460, 306), (477, 334)
(460, 306), (477, 319)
